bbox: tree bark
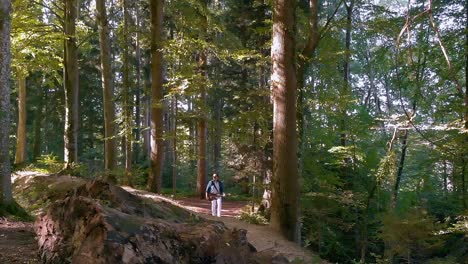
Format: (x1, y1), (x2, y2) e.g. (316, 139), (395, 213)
(63, 0), (79, 168)
(189, 96), (196, 172)
(297, 0), (319, 198)
(143, 95), (150, 159)
(0, 0), (12, 204)
(96, 0), (117, 181)
(33, 82), (44, 161)
(148, 0), (164, 194)
(196, 51), (207, 199)
(15, 74), (27, 165)
(172, 96), (178, 195)
(340, 0), (353, 148)
(392, 129), (409, 209)
(134, 5), (142, 163)
(463, 0), (468, 209)
(142, 53), (151, 160)
(122, 0), (132, 185)
(270, 0), (299, 242)
(213, 97), (222, 173)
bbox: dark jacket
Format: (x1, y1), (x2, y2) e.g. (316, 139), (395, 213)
(205, 180), (224, 195)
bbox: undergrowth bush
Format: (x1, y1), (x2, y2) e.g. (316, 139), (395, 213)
(238, 205), (268, 225)
(0, 201), (33, 221)
(24, 154), (63, 174)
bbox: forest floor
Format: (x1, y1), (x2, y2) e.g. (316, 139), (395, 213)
(0, 219), (39, 263)
(124, 187), (324, 263)
(1, 171), (324, 263)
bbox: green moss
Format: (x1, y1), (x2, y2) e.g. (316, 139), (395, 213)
(0, 201), (34, 221)
(23, 154), (64, 174)
(13, 175), (83, 215)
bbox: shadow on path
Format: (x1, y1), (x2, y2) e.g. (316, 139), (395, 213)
(175, 197), (248, 217)
(0, 219), (39, 263)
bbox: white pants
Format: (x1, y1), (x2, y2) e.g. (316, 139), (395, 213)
(211, 197), (222, 217)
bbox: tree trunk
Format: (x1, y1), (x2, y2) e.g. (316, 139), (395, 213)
(189, 96), (196, 172)
(462, 161), (467, 209)
(134, 5), (142, 163)
(270, 0), (299, 242)
(340, 0), (353, 148)
(33, 82), (44, 161)
(96, 0), (117, 181)
(164, 102), (172, 174)
(196, 51), (207, 199)
(148, 0), (164, 194)
(297, 0), (319, 182)
(392, 45), (423, 208)
(122, 0), (132, 185)
(63, 0), (79, 168)
(259, 66), (272, 211)
(463, 0), (468, 209)
(0, 0), (12, 204)
(212, 96), (222, 173)
(142, 52), (151, 161)
(143, 95), (150, 159)
(172, 96), (178, 196)
(15, 74), (27, 165)
(392, 129), (409, 209)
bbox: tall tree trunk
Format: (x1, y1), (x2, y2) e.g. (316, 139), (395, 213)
(122, 0), (132, 185)
(33, 82), (44, 161)
(392, 44), (424, 208)
(393, 105), (419, 209)
(0, 0), (12, 204)
(189, 96), (196, 172)
(96, 0), (117, 181)
(142, 53), (151, 160)
(172, 96), (178, 195)
(63, 0), (79, 169)
(392, 129), (409, 209)
(297, 0), (319, 193)
(196, 51), (207, 199)
(196, 0), (209, 199)
(259, 66), (272, 210)
(148, 0), (164, 194)
(270, 0), (299, 242)
(134, 5), (142, 163)
(340, 0), (353, 148)
(143, 95), (150, 159)
(15, 74), (27, 165)
(462, 161), (467, 209)
(164, 102), (172, 173)
(463, 0), (468, 209)
(213, 97), (222, 173)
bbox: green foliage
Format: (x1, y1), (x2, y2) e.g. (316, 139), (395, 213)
(5, 0), (467, 263)
(13, 174), (84, 215)
(24, 154), (63, 174)
(0, 201), (33, 221)
(237, 205), (268, 225)
(375, 151), (397, 190)
(379, 208), (444, 261)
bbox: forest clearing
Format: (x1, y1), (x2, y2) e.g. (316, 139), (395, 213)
(0, 0), (467, 263)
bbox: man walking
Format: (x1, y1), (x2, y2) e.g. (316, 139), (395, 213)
(205, 173), (224, 217)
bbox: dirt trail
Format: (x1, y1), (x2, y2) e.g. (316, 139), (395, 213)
(2, 172), (323, 263)
(124, 188), (324, 263)
(0, 219), (39, 263)
(177, 197), (322, 263)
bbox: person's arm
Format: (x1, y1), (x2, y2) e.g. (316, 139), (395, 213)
(205, 181), (212, 199)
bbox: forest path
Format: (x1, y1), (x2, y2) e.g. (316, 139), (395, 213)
(124, 187), (323, 263)
(0, 219), (39, 263)
(0, 171), (46, 263)
(2, 171), (322, 263)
